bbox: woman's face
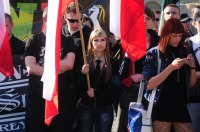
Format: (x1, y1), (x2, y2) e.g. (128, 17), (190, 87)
(168, 33), (183, 47)
(92, 36), (107, 53)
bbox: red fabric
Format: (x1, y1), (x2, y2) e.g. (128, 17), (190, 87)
(120, 0), (146, 62)
(121, 60), (133, 88)
(0, 31), (14, 76)
(122, 77), (132, 88)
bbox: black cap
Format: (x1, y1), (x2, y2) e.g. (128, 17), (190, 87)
(180, 13), (192, 22)
(194, 11), (200, 21)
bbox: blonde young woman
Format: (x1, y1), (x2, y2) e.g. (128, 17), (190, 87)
(77, 28), (120, 132)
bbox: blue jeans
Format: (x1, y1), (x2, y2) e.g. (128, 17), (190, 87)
(187, 103), (200, 132)
(78, 104), (113, 132)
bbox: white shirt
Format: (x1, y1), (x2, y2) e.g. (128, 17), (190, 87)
(189, 35), (200, 65)
(94, 55), (105, 70)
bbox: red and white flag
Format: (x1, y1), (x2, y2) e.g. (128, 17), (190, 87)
(0, 0), (13, 76)
(42, 0), (73, 125)
(110, 0), (146, 62)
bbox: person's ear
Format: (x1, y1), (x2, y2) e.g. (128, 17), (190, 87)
(63, 14), (67, 20)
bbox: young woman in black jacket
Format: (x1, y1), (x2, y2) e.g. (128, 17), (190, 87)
(77, 28), (120, 132)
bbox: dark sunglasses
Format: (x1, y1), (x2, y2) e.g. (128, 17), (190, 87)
(67, 18), (78, 23)
(155, 18), (159, 22)
(182, 20), (191, 23)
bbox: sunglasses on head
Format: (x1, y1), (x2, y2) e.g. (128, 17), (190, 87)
(182, 20), (191, 23)
(155, 18), (159, 21)
(67, 18), (79, 23)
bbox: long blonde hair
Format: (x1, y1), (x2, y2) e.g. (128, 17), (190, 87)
(87, 28), (112, 82)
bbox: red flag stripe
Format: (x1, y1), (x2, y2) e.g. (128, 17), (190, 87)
(121, 0), (146, 62)
(110, 0), (146, 62)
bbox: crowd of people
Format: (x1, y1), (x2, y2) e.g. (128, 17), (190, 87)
(4, 1), (200, 132)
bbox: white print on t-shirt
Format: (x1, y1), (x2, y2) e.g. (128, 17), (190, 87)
(189, 35), (200, 65)
(37, 46), (45, 66)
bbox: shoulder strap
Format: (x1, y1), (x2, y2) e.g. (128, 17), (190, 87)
(137, 47), (161, 104)
(146, 47), (161, 119)
(137, 77), (145, 103)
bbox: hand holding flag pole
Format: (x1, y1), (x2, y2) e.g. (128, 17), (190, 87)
(75, 0), (91, 90)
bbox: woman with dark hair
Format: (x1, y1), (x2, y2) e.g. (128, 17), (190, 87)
(142, 18), (197, 132)
(77, 28), (120, 132)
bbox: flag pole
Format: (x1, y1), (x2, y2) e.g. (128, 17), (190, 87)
(158, 0), (165, 36)
(75, 0), (91, 90)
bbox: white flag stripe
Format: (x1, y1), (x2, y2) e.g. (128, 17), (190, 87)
(110, 0), (121, 37)
(3, 0), (10, 14)
(0, 0), (6, 49)
(43, 0), (59, 101)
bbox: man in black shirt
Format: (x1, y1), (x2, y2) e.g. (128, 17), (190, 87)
(62, 2), (93, 107)
(25, 7), (76, 132)
(5, 13), (25, 56)
(62, 2), (92, 64)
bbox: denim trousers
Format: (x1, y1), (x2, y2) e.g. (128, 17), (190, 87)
(187, 103), (200, 132)
(78, 104), (113, 132)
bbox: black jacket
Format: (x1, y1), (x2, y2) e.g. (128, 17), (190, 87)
(77, 58), (120, 107)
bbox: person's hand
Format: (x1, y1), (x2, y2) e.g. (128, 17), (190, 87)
(186, 54), (195, 69)
(81, 64), (89, 74)
(130, 74), (143, 83)
(87, 88), (94, 97)
(170, 58), (185, 70)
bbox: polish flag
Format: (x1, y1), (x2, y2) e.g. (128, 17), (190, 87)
(110, 0), (146, 62)
(0, 0), (14, 76)
(42, 0), (73, 125)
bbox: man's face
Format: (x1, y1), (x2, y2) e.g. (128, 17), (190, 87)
(182, 20), (191, 31)
(65, 12), (79, 31)
(5, 17), (13, 37)
(154, 13), (160, 29)
(164, 7), (180, 21)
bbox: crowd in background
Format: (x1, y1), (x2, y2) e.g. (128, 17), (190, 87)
(4, 1), (200, 132)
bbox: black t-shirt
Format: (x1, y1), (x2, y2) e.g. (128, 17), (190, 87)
(62, 25), (92, 63)
(62, 25), (92, 87)
(25, 32), (75, 98)
(10, 35), (25, 56)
